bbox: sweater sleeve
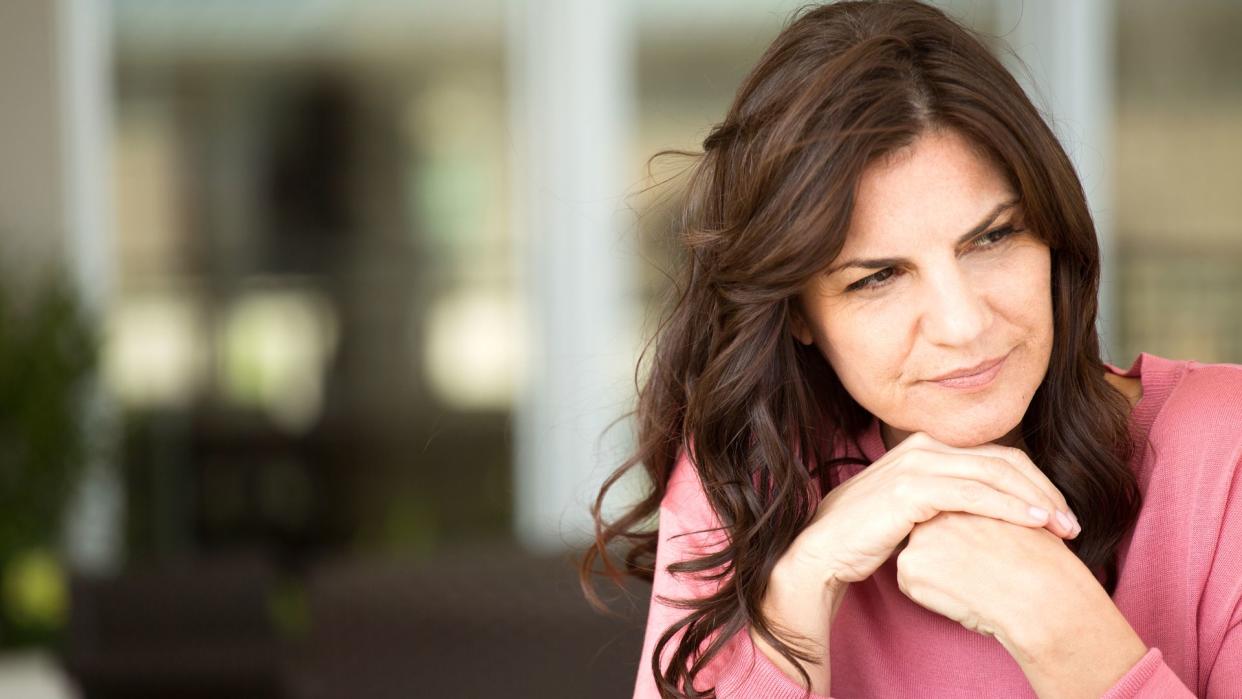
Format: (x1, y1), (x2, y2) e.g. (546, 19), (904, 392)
(1102, 450), (1242, 699)
(1099, 628), (1242, 699)
(632, 502), (834, 699)
(1098, 647), (1195, 698)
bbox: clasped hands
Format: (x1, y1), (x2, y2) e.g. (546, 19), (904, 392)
(895, 507), (1092, 653)
(787, 430), (1103, 660)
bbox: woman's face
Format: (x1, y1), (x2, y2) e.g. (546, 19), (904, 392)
(791, 128), (1053, 449)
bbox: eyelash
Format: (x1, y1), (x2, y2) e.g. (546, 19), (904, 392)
(846, 225), (1024, 293)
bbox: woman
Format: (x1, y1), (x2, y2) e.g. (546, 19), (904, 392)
(578, 2), (1242, 697)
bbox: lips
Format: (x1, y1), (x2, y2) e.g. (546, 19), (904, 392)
(926, 351), (1010, 382)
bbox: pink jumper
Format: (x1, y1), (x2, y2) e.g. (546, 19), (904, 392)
(634, 352), (1242, 697)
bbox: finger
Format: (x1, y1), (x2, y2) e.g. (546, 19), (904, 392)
(957, 443), (1080, 535)
(902, 438), (1078, 536)
(896, 432), (1070, 515)
(900, 448), (1076, 538)
(898, 474), (1059, 532)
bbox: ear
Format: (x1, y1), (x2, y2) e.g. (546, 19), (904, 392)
(788, 304), (815, 346)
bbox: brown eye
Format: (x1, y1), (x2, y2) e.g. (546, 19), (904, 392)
(974, 225), (1021, 248)
(847, 267), (898, 292)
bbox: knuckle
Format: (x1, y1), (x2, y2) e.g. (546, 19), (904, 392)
(895, 551), (919, 594)
(981, 457), (1004, 479)
(904, 448), (938, 475)
(896, 545), (913, 571)
(898, 449), (925, 471)
(958, 481), (986, 503)
(892, 476), (916, 503)
(909, 431), (936, 447)
(896, 432), (928, 452)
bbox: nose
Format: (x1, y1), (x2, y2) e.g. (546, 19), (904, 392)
(919, 263), (991, 347)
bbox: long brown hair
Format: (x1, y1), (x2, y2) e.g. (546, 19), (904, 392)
(577, 2), (1140, 697)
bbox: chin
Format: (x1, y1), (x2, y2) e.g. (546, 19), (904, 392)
(936, 429), (1012, 448)
(913, 415), (1022, 448)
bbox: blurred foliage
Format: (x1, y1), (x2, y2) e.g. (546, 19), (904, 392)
(2, 549), (67, 630)
(0, 264), (98, 648)
(268, 577), (310, 640)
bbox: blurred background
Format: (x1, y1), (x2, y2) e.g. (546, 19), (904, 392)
(0, 0), (1237, 697)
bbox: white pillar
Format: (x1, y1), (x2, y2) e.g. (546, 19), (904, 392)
(993, 0), (1120, 360)
(60, 0), (115, 317)
(59, 0), (123, 577)
(507, 0), (638, 554)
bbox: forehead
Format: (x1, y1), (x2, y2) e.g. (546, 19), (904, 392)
(845, 129), (1013, 249)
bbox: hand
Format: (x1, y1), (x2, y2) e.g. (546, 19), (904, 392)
(781, 431), (1080, 590)
(894, 511), (1096, 654)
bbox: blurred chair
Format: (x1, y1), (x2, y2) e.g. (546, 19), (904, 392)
(289, 541), (648, 699)
(63, 549), (290, 699)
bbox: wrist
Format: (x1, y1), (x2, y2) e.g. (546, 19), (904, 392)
(771, 549), (849, 617)
(776, 542), (850, 600)
(995, 562), (1105, 663)
(994, 564), (1148, 698)
(1001, 591), (1148, 697)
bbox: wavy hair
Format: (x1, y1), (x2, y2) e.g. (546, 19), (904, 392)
(578, 1), (1140, 697)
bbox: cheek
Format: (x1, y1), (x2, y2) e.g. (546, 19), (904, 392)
(992, 245), (1053, 326)
(819, 309), (908, 393)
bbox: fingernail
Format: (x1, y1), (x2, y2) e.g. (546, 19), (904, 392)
(1069, 512), (1082, 536)
(1055, 510), (1073, 532)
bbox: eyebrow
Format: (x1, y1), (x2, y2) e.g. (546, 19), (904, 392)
(824, 197), (1021, 277)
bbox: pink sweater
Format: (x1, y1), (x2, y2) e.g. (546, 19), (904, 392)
(633, 352), (1242, 698)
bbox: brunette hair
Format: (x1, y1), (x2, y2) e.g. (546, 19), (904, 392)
(578, 1), (1140, 697)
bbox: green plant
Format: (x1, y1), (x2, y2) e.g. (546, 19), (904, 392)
(0, 264), (98, 647)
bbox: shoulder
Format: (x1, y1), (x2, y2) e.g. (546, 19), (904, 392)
(1134, 360), (1242, 583)
(1175, 358), (1242, 398)
(661, 445), (722, 534)
(656, 445), (732, 573)
(1160, 363), (1242, 632)
(1156, 358), (1242, 444)
(1140, 357), (1242, 503)
(664, 445), (703, 513)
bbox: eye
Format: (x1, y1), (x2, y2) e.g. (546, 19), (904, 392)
(846, 266), (899, 292)
(973, 225), (1022, 248)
